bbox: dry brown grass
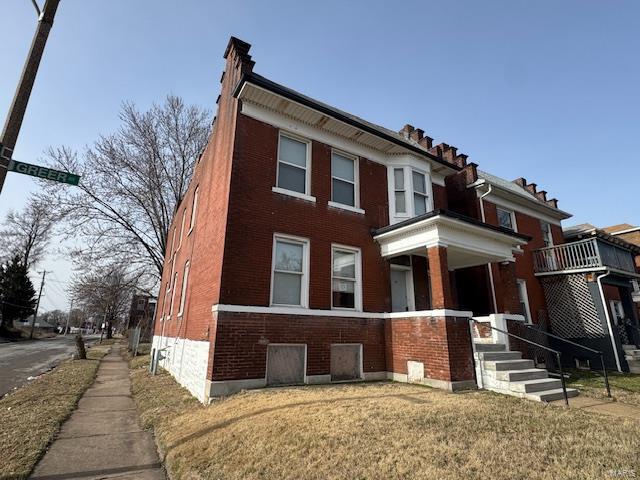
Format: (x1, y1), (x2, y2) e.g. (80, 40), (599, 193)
(0, 344), (111, 480)
(130, 359), (640, 480)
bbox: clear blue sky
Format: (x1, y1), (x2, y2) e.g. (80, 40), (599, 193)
(1, 0), (639, 311)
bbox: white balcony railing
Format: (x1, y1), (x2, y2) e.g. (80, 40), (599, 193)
(533, 237), (636, 275)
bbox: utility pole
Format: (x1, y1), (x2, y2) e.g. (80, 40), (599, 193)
(63, 297), (73, 335)
(29, 269), (51, 339)
(0, 0), (62, 195)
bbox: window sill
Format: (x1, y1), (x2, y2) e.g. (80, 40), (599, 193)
(272, 187), (316, 203)
(328, 201), (365, 215)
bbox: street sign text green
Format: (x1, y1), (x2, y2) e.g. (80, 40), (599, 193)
(8, 160), (80, 186)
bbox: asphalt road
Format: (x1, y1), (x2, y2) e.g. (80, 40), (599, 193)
(0, 335), (101, 397)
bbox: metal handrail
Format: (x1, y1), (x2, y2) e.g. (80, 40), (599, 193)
(470, 318), (569, 406)
(525, 324), (611, 398)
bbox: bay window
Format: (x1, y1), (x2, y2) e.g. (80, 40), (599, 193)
(394, 168), (406, 214)
(412, 170), (427, 216)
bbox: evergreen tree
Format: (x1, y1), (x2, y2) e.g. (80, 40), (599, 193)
(0, 255), (37, 331)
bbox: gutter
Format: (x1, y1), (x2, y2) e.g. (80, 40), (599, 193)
(596, 271), (623, 372)
(479, 184), (498, 314)
(233, 72), (460, 173)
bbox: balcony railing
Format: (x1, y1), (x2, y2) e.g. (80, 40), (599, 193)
(533, 238), (636, 275)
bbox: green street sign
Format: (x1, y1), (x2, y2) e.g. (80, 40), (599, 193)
(8, 159), (81, 186)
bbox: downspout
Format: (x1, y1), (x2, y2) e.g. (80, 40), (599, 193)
(479, 184), (498, 313)
(596, 271), (623, 372)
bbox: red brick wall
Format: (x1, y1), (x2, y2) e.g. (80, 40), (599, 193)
(153, 40), (250, 342)
(385, 316), (474, 383)
(483, 201), (563, 324)
(219, 113), (391, 312)
(432, 183), (448, 209)
(211, 312), (386, 380)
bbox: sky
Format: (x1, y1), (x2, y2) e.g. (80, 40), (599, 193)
(1, 0), (639, 312)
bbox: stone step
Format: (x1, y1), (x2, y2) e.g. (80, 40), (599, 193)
(483, 359), (535, 371)
(493, 368), (549, 382)
(475, 351), (522, 361)
(509, 378), (563, 393)
(525, 387), (579, 403)
(474, 343), (506, 352)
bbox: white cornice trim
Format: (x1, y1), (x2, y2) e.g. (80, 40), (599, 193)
(211, 304), (473, 319)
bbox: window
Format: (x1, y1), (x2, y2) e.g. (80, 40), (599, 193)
(168, 272), (178, 318)
(412, 170), (428, 216)
(189, 187), (199, 232)
(331, 150), (358, 207)
(271, 235), (309, 307)
(331, 246), (361, 310)
(541, 221), (553, 247)
(516, 279), (532, 323)
(394, 168), (406, 214)
(178, 210), (186, 250)
(276, 133), (310, 195)
(171, 227), (177, 254)
(497, 207), (516, 231)
(177, 262), (190, 316)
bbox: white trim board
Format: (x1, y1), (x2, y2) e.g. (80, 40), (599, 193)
(212, 304), (473, 319)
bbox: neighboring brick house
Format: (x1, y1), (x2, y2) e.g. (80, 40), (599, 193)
(128, 294), (157, 340)
(152, 37), (587, 403)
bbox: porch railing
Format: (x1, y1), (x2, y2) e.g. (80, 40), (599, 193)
(533, 238), (601, 274)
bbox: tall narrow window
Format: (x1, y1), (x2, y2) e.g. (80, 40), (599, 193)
(168, 272), (178, 318)
(541, 221), (553, 247)
(497, 207), (515, 231)
(189, 187), (199, 231)
(394, 168), (406, 214)
(277, 133), (309, 194)
(331, 151), (357, 207)
(271, 236), (309, 307)
(412, 171), (427, 215)
(177, 262), (190, 317)
(171, 227), (177, 254)
(178, 210), (186, 250)
(332, 246), (361, 310)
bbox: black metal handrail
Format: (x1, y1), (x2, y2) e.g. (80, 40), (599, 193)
(470, 318), (570, 406)
(525, 324), (611, 398)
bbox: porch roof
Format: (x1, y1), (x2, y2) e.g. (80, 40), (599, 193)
(373, 209), (531, 270)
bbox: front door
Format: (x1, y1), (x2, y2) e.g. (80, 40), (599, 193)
(391, 268), (410, 312)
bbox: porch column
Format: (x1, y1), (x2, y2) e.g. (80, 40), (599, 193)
(496, 261), (522, 315)
(427, 246), (455, 310)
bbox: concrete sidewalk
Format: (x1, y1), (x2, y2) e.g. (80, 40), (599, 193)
(551, 395), (640, 419)
(30, 344), (164, 480)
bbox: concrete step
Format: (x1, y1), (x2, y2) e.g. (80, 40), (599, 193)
(493, 368), (549, 382)
(525, 387), (579, 403)
(509, 378), (563, 393)
(474, 343), (507, 352)
(475, 351), (522, 361)
(483, 359), (535, 371)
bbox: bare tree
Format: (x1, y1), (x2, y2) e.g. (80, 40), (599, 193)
(0, 196), (56, 268)
(42, 95), (210, 282)
(71, 261), (143, 339)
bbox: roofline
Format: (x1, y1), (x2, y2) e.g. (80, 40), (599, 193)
(373, 209), (532, 242)
(608, 226), (640, 236)
(233, 72), (461, 173)
(469, 178), (573, 220)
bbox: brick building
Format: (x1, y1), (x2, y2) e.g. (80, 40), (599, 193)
(152, 37), (634, 402)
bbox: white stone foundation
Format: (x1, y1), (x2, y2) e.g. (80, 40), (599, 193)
(151, 335), (211, 403)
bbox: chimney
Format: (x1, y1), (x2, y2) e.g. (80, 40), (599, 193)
(461, 162), (478, 183)
(513, 177), (527, 188)
(409, 128), (424, 142)
(535, 190), (547, 202)
(418, 135), (433, 149)
(399, 124), (414, 139)
(429, 142), (449, 158)
(525, 183), (537, 195)
(454, 154), (468, 168)
(546, 198), (558, 209)
(223, 36), (255, 74)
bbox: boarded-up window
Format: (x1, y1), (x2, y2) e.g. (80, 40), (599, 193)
(330, 344), (362, 381)
(266, 345), (306, 386)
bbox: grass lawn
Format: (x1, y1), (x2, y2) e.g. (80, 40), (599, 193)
(567, 369), (640, 405)
(130, 357), (640, 480)
(0, 343), (111, 480)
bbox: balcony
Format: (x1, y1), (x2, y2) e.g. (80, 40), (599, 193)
(533, 238), (637, 275)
